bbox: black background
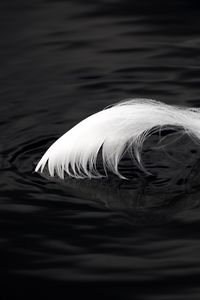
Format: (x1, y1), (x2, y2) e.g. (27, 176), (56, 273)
(1, 0), (200, 299)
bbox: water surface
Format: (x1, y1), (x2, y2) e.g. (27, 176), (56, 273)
(1, 0), (200, 299)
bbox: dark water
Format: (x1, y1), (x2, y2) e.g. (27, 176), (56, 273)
(2, 0), (200, 299)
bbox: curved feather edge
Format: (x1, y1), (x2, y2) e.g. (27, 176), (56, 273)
(35, 99), (200, 179)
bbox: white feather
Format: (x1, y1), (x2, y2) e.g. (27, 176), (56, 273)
(35, 99), (200, 179)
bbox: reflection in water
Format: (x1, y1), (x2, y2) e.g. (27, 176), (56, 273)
(41, 131), (200, 211)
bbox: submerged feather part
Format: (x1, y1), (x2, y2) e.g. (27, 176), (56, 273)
(35, 99), (200, 179)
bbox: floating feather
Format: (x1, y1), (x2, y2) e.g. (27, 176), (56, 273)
(35, 99), (200, 179)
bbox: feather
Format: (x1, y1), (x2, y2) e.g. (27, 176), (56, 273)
(35, 99), (200, 179)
